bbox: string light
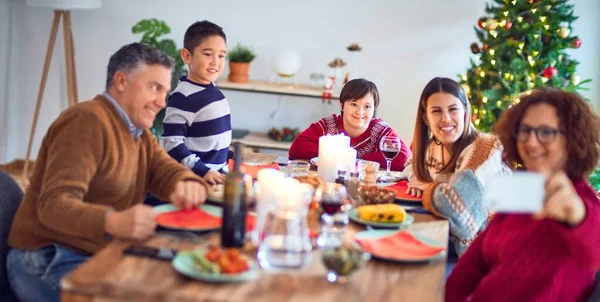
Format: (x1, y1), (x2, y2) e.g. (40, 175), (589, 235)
(532, 8), (537, 14)
(500, 20), (507, 27)
(510, 74), (515, 80)
(542, 77), (549, 83)
(518, 43), (525, 50)
(482, 109), (487, 114)
(532, 50), (539, 56)
(490, 31), (498, 38)
(558, 55), (563, 61)
(540, 16), (547, 22)
(489, 49), (496, 56)
(482, 97), (488, 103)
(514, 98), (521, 104)
(503, 11), (509, 17)
(491, 59), (496, 65)
(533, 34), (539, 39)
(497, 101), (502, 107)
(544, 25), (550, 30)
(512, 0), (517, 5)
(461, 74), (467, 81)
(504, 73), (511, 79)
(474, 108), (479, 114)
(480, 71), (486, 77)
(525, 90), (532, 95)
(517, 16), (523, 22)
(517, 49), (522, 54)
(475, 119), (481, 125)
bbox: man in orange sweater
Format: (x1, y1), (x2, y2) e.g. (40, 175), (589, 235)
(6, 43), (208, 302)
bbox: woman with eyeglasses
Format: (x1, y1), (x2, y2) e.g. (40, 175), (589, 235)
(446, 88), (600, 302)
(405, 77), (510, 256)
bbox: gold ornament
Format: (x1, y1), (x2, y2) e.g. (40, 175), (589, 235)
(558, 27), (570, 38)
(486, 18), (498, 30)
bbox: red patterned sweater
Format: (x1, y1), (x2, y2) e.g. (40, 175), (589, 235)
(446, 179), (600, 302)
(288, 114), (411, 171)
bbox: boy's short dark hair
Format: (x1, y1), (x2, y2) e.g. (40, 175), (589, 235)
(184, 20), (227, 52)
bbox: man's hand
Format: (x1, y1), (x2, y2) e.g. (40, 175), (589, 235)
(169, 180), (207, 209)
(105, 204), (157, 240)
(203, 170), (226, 185)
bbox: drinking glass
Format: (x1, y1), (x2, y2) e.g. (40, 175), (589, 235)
(316, 182), (350, 248)
(322, 245), (371, 284)
(287, 160), (310, 177)
(379, 136), (401, 182)
(257, 182), (314, 271)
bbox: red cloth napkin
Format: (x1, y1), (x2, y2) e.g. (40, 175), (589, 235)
(355, 231), (446, 261)
(156, 208), (256, 231)
(228, 160), (280, 179)
(387, 180), (422, 202)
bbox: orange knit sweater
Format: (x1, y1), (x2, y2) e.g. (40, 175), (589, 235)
(8, 95), (204, 254)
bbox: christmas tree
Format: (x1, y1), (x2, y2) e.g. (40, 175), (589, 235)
(459, 0), (590, 132)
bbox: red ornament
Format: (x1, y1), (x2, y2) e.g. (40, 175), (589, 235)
(482, 44), (489, 51)
(571, 38), (581, 49)
(504, 21), (513, 29)
(543, 67), (558, 79)
(477, 18), (486, 29)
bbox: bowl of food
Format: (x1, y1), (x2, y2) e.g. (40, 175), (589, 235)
(357, 185), (396, 205)
(321, 245), (370, 284)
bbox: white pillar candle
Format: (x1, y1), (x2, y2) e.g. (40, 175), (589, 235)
(317, 134), (350, 182)
(338, 147), (357, 173)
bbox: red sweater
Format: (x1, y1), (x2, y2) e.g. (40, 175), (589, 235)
(288, 114), (411, 171)
(446, 179), (600, 302)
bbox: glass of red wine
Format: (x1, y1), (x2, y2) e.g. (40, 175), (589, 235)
(316, 182), (349, 248)
(379, 136), (401, 182)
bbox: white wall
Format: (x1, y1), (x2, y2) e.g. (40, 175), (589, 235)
(0, 0), (12, 162)
(2, 0), (599, 162)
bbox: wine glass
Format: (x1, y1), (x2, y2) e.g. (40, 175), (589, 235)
(379, 136), (401, 182)
(316, 183), (350, 248)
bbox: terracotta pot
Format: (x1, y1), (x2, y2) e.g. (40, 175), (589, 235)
(228, 62), (250, 83)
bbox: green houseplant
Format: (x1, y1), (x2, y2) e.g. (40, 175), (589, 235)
(227, 44), (256, 83)
(132, 18), (186, 139)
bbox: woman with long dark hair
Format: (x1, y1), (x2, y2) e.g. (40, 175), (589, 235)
(405, 77), (510, 255)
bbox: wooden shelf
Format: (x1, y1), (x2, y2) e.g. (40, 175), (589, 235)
(232, 132), (292, 151)
(217, 80), (340, 100)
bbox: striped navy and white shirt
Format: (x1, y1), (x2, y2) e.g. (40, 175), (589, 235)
(161, 78), (231, 177)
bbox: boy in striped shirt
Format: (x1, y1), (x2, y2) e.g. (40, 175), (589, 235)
(162, 20), (231, 185)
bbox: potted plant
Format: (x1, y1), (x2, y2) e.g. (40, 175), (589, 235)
(132, 18), (186, 139)
(227, 44), (256, 83)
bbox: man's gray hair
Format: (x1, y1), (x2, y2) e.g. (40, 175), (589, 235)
(105, 42), (174, 89)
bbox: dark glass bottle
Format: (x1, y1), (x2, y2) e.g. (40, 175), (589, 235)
(221, 142), (247, 248)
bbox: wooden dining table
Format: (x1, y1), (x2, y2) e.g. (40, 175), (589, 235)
(60, 153), (449, 302)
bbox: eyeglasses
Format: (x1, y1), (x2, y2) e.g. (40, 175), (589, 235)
(514, 125), (564, 144)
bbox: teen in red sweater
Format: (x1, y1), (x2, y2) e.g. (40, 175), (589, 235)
(288, 78), (411, 171)
(446, 89), (600, 302)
